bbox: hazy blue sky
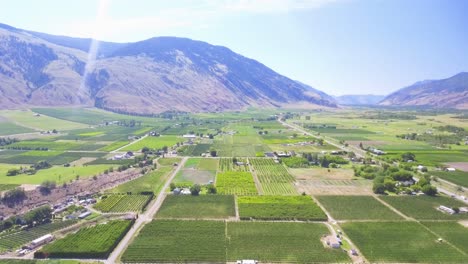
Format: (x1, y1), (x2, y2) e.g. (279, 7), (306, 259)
(2, 0), (467, 95)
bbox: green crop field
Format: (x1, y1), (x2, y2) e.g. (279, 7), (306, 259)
(122, 220), (226, 263)
(122, 136), (180, 151)
(156, 195), (235, 219)
(0, 165), (112, 185)
(109, 166), (172, 194)
(218, 158), (249, 172)
(249, 158), (297, 195)
(430, 170), (468, 188)
(316, 195), (403, 220)
(0, 110), (88, 131)
(341, 222), (467, 263)
(238, 196), (327, 220)
(0, 221), (77, 253)
(98, 141), (129, 152)
(216, 171), (258, 195)
(37, 220), (133, 259)
(0, 121), (35, 135)
(422, 222), (468, 254)
(157, 157), (181, 166)
(226, 222), (349, 263)
(178, 143), (212, 156)
(94, 194), (152, 212)
(380, 195), (468, 220)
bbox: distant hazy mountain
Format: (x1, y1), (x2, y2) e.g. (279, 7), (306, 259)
(380, 72), (468, 109)
(334, 94), (385, 105)
(0, 23), (336, 114)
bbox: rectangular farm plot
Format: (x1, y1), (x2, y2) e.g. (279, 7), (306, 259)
(36, 220), (133, 259)
(249, 158), (297, 195)
(94, 194), (153, 212)
(380, 195), (468, 220)
(174, 158), (217, 185)
(216, 171), (258, 195)
(238, 196), (327, 221)
(156, 195), (235, 219)
(430, 170), (468, 188)
(422, 222), (468, 254)
(226, 222), (350, 263)
(122, 220), (226, 263)
(218, 158), (250, 172)
(316, 196), (403, 220)
(122, 135), (180, 151)
(0, 221), (77, 253)
(341, 222), (467, 263)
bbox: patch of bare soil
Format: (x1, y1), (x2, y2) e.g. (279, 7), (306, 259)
(445, 162), (468, 172)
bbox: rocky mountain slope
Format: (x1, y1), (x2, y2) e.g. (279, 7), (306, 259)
(0, 23), (336, 114)
(380, 73), (468, 109)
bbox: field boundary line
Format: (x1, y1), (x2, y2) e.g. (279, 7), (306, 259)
(234, 195), (240, 220)
(106, 157), (187, 264)
(247, 158), (263, 195)
(417, 222), (467, 256)
(373, 195), (412, 221)
(112, 134), (148, 153)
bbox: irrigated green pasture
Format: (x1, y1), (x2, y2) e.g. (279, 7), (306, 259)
(341, 222), (467, 263)
(109, 166), (172, 194)
(316, 195), (403, 220)
(238, 196), (326, 220)
(156, 195), (235, 219)
(380, 195), (468, 220)
(37, 220), (133, 259)
(227, 222), (349, 263)
(122, 220), (226, 263)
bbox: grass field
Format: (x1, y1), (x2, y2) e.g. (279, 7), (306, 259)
(156, 195), (235, 219)
(422, 222), (468, 254)
(109, 166), (172, 194)
(238, 196), (327, 220)
(316, 195), (403, 220)
(430, 170), (468, 188)
(216, 171), (258, 195)
(122, 136), (180, 151)
(0, 165), (111, 184)
(0, 184), (19, 191)
(227, 222), (349, 263)
(37, 220), (133, 259)
(341, 222), (467, 263)
(380, 195), (468, 220)
(0, 121), (35, 135)
(94, 194), (152, 212)
(122, 220), (226, 263)
(0, 110), (88, 131)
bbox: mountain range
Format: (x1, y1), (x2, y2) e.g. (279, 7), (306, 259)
(380, 72), (468, 109)
(0, 23), (336, 114)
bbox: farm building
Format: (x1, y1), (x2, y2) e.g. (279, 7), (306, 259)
(438, 205), (455, 215)
(173, 188), (181, 195)
(445, 168), (456, 172)
(78, 211), (92, 219)
(30, 234), (53, 248)
(183, 134), (197, 139)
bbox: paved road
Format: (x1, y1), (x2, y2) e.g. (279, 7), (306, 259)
(278, 119), (367, 158)
(105, 157), (187, 264)
(111, 134), (148, 153)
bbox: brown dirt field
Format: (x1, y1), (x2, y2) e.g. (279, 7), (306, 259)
(178, 169), (215, 185)
(295, 179), (372, 195)
(290, 168), (355, 180)
(445, 162), (468, 172)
